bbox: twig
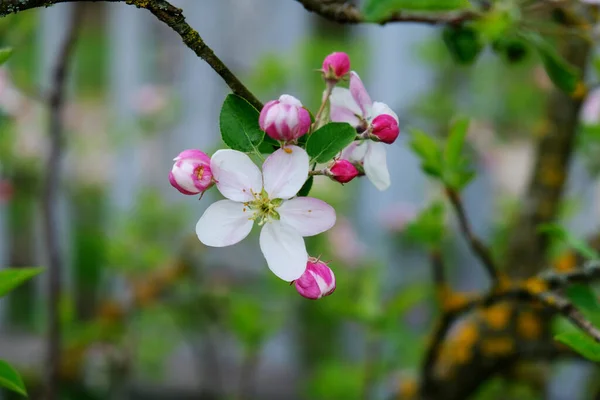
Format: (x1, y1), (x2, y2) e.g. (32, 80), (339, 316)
(313, 81), (335, 131)
(294, 0), (478, 25)
(42, 4), (84, 400)
(445, 187), (498, 283)
(0, 0), (263, 111)
(430, 249), (446, 288)
(533, 291), (600, 343)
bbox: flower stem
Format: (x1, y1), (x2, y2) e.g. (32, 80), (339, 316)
(313, 81), (336, 131)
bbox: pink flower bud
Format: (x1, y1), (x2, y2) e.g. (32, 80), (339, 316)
(321, 52), (350, 81)
(169, 149), (213, 195)
(294, 259), (336, 300)
(329, 159), (359, 183)
(259, 95), (311, 142)
(371, 114), (400, 144)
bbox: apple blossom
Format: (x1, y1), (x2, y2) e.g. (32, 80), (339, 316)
(321, 52), (350, 82)
(371, 114), (400, 144)
(195, 146), (336, 281)
(328, 159), (359, 184)
(169, 149), (214, 195)
(330, 71), (400, 191)
(293, 258), (336, 300)
(259, 95), (311, 143)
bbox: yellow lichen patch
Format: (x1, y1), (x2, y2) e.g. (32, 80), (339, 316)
(441, 289), (472, 313)
(554, 251), (577, 273)
(517, 311), (542, 340)
(572, 81), (588, 100)
(480, 303), (512, 330)
(397, 379), (418, 399)
(495, 273), (513, 293)
(523, 277), (548, 295)
(481, 336), (514, 357)
(441, 320), (479, 365)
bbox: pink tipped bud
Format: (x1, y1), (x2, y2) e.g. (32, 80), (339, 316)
(329, 159), (359, 184)
(294, 259), (336, 300)
(259, 95), (311, 142)
(169, 149), (213, 195)
(321, 52), (350, 81)
(371, 114), (400, 144)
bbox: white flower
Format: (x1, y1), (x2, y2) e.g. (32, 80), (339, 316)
(195, 146), (336, 281)
(330, 71), (399, 191)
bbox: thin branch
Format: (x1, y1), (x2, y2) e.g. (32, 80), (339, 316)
(0, 0), (263, 111)
(294, 0), (478, 25)
(42, 4), (84, 400)
(533, 291), (600, 343)
(445, 187), (499, 283)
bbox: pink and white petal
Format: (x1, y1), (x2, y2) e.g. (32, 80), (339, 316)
(278, 197), (336, 237)
(364, 142), (391, 191)
(196, 200), (254, 247)
(330, 87), (363, 125)
(349, 72), (373, 118)
(371, 101), (399, 123)
(259, 221), (308, 281)
(341, 141), (368, 163)
(262, 145), (309, 199)
(211, 149), (263, 202)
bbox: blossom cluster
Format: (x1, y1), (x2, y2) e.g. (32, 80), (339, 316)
(169, 51), (400, 299)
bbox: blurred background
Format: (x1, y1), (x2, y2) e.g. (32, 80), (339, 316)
(0, 0), (599, 399)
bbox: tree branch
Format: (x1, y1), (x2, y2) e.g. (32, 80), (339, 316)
(0, 0), (263, 111)
(294, 0), (478, 25)
(446, 187), (499, 284)
(42, 4), (84, 399)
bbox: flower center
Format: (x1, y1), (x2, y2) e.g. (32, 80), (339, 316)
(194, 165), (205, 179)
(244, 189), (282, 225)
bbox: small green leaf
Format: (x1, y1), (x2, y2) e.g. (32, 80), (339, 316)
(566, 284), (600, 315)
(442, 25), (483, 65)
(363, 0), (470, 21)
(538, 223), (600, 260)
(408, 128), (443, 178)
(555, 331), (600, 361)
(521, 32), (579, 93)
(298, 176), (313, 197)
(219, 94), (265, 154)
(0, 360), (26, 396)
(0, 48), (13, 66)
(404, 201), (446, 248)
(0, 267), (44, 298)
(306, 122), (356, 163)
(444, 116), (470, 168)
(258, 135), (279, 154)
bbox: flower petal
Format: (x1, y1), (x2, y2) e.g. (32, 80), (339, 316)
(260, 221), (308, 281)
(341, 141), (368, 163)
(364, 142), (390, 191)
(330, 87), (362, 127)
(211, 149), (262, 202)
(196, 200), (254, 247)
(262, 145), (309, 199)
(278, 197), (336, 236)
(349, 72), (373, 118)
(371, 101), (399, 123)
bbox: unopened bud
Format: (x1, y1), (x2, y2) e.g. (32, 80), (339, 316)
(329, 159), (359, 184)
(294, 259), (336, 300)
(371, 114), (400, 144)
(259, 95), (311, 142)
(321, 52), (350, 81)
(169, 149), (213, 195)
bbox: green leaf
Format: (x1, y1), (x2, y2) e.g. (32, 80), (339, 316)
(219, 94), (265, 154)
(258, 135), (279, 154)
(566, 284), (600, 315)
(444, 116), (470, 168)
(363, 0), (471, 21)
(0, 267), (44, 298)
(442, 25), (483, 65)
(0, 360), (26, 396)
(538, 223), (600, 260)
(306, 122), (356, 163)
(555, 331), (600, 362)
(408, 128), (443, 178)
(404, 201), (446, 248)
(521, 32), (579, 93)
(298, 176), (313, 197)
(0, 48), (13, 66)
